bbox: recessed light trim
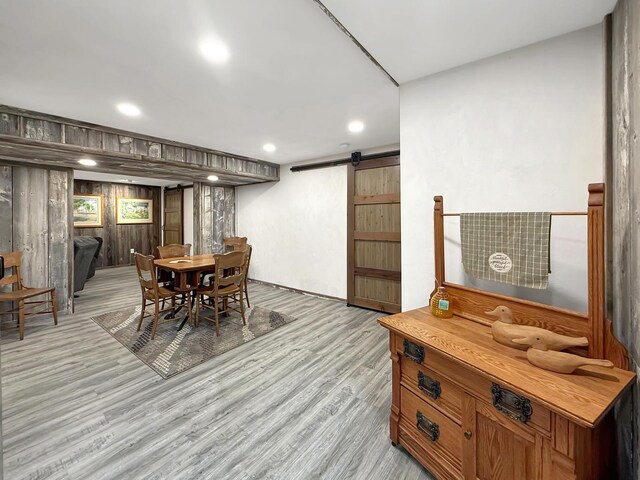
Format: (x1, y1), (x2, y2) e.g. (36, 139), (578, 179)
(207, 175), (219, 182)
(339, 142), (351, 148)
(78, 158), (97, 166)
(262, 143), (276, 153)
(116, 102), (141, 117)
(199, 39), (230, 64)
(348, 120), (365, 133)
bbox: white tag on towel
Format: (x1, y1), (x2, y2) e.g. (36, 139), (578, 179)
(488, 253), (513, 274)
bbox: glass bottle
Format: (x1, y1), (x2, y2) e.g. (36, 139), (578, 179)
(430, 286), (453, 318)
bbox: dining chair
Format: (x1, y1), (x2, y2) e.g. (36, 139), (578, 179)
(0, 251), (58, 340)
(223, 236), (247, 252)
(134, 253), (181, 339)
(195, 250), (246, 336)
(233, 244), (252, 308)
(156, 243), (191, 307)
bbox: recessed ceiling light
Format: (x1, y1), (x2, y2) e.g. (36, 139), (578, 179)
(348, 120), (365, 133)
(116, 102), (141, 117)
(199, 40), (230, 64)
(120, 179), (135, 183)
(207, 175), (219, 182)
(78, 158), (97, 166)
(339, 143), (351, 148)
(263, 143), (276, 153)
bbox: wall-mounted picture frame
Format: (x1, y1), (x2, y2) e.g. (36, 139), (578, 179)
(116, 197), (154, 224)
(73, 194), (104, 228)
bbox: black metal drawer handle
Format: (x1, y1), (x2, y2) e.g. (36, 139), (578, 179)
(418, 371), (441, 400)
(491, 383), (532, 424)
(403, 339), (425, 364)
(416, 411), (440, 442)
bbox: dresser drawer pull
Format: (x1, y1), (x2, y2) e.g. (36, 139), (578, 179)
(403, 339), (425, 364)
(416, 411), (440, 442)
(417, 371), (441, 400)
(491, 383), (533, 424)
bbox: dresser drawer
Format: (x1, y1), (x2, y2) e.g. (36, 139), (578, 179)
(400, 386), (463, 470)
(401, 357), (462, 422)
(397, 335), (551, 436)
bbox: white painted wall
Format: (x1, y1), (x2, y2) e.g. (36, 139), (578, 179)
(183, 187), (194, 248)
(400, 25), (604, 313)
(236, 145), (398, 299)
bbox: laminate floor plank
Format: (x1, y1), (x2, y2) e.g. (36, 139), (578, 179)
(1, 266), (433, 480)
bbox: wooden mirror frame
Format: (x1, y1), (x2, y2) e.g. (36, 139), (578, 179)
(432, 183), (629, 369)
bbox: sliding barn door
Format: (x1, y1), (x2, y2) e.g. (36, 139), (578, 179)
(347, 155), (401, 313)
(163, 188), (183, 245)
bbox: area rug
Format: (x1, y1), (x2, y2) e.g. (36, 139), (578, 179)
(91, 305), (297, 379)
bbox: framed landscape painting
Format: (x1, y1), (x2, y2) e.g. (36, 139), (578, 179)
(117, 197), (153, 224)
(73, 194), (103, 228)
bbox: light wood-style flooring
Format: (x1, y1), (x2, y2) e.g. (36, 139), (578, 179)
(1, 266), (433, 480)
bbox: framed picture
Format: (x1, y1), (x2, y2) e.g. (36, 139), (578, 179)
(116, 197), (154, 224)
(73, 194), (104, 228)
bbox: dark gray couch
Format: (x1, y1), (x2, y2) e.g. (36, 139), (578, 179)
(87, 236), (103, 279)
(74, 236), (99, 293)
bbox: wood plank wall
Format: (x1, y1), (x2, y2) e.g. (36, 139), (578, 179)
(0, 164), (73, 313)
(610, 4), (640, 479)
(73, 180), (161, 267)
(0, 107), (279, 184)
(193, 182), (235, 254)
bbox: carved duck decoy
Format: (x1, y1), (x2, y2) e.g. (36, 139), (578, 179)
(512, 334), (614, 374)
(486, 306), (589, 351)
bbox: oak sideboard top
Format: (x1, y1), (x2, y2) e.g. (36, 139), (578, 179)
(379, 308), (636, 429)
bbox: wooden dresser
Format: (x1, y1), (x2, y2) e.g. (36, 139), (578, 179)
(378, 184), (636, 479)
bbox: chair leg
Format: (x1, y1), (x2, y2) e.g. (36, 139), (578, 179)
(244, 278), (250, 308)
(137, 298), (146, 331)
(239, 290), (246, 325)
(171, 296), (176, 318)
(51, 291), (59, 325)
(18, 299), (25, 340)
(186, 292), (193, 327)
(151, 299), (160, 339)
(214, 295), (220, 336)
(195, 293), (201, 327)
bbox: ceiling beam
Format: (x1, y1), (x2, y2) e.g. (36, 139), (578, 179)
(311, 0), (399, 87)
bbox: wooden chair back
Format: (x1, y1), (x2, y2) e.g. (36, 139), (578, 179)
(212, 251), (246, 290)
(234, 244), (252, 275)
(223, 236), (247, 252)
(0, 251), (23, 289)
(135, 253), (159, 296)
(157, 243), (192, 259)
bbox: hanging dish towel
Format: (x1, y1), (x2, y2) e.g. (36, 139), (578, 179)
(460, 212), (552, 289)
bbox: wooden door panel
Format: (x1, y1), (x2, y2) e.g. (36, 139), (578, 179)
(463, 394), (538, 480)
(348, 155), (401, 313)
(355, 240), (401, 270)
(354, 165), (400, 195)
(354, 204), (401, 232)
(163, 188), (183, 246)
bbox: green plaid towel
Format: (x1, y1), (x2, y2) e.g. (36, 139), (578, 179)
(460, 212), (551, 289)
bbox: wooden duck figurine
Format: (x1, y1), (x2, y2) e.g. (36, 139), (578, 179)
(512, 334), (614, 374)
(486, 306), (589, 351)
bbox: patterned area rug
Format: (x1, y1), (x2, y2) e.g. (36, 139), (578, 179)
(92, 305), (297, 379)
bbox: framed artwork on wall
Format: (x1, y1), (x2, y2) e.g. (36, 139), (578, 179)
(73, 194), (104, 228)
(116, 197), (154, 224)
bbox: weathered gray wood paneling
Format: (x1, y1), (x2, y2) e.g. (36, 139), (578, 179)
(610, 3), (640, 479)
(73, 180), (161, 267)
(0, 106), (279, 186)
(192, 183), (235, 254)
(0, 166), (12, 253)
(12, 167), (49, 289)
(48, 169), (73, 311)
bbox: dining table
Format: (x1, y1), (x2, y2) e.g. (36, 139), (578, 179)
(154, 254), (217, 331)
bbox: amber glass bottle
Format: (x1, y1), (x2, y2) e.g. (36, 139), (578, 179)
(430, 286), (453, 318)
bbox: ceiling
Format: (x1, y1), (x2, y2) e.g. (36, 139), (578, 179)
(0, 1), (615, 166)
(321, 0), (616, 84)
